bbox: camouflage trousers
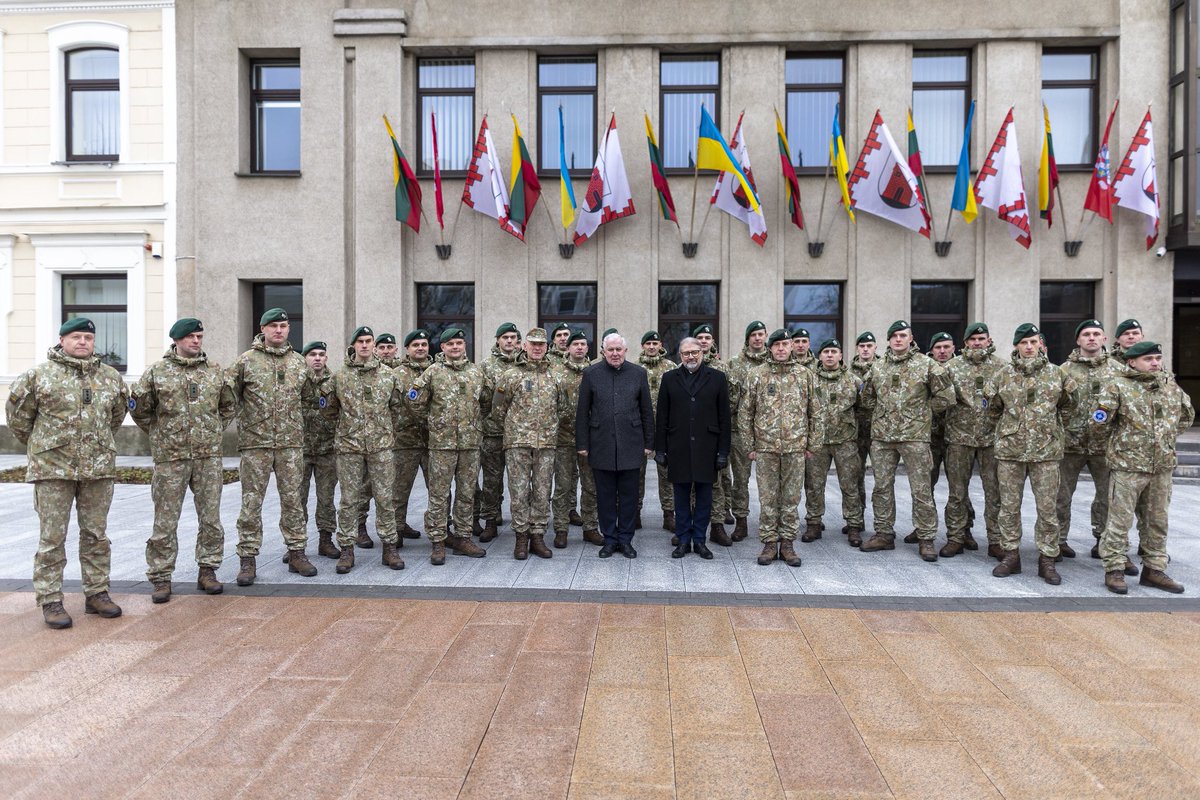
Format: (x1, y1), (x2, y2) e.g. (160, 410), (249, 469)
(1056, 452), (1110, 543)
(638, 457), (673, 515)
(856, 417), (872, 502)
(394, 448), (428, 529)
(717, 465), (732, 515)
(1101, 469), (1171, 573)
(506, 447), (556, 535)
(944, 444), (999, 544)
(754, 452), (805, 542)
(337, 450), (398, 548)
(996, 459), (1060, 558)
(804, 441), (864, 528)
(870, 441), (937, 540)
(32, 479), (114, 606)
(427, 449), (480, 542)
(730, 425), (752, 519)
(553, 446), (598, 533)
(477, 435), (506, 521)
(147, 457), (226, 583)
(237, 447), (306, 556)
(930, 438), (946, 487)
(302, 452), (338, 534)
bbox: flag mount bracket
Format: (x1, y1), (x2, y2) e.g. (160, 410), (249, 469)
(934, 241), (952, 257)
(558, 243), (575, 259)
(1064, 241), (1082, 257)
(682, 243), (699, 258)
(435, 245), (452, 261)
(807, 242), (824, 258)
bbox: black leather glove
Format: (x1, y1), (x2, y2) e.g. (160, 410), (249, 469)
(654, 451), (668, 467)
(715, 453), (728, 470)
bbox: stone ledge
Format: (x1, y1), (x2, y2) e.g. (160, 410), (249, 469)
(333, 8), (407, 37)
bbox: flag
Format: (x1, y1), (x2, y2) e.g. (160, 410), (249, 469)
(1038, 104), (1060, 226)
(973, 107), (1031, 249)
(645, 113), (678, 223)
(508, 114), (542, 237)
(1084, 99), (1119, 223)
(950, 100), (978, 224)
(709, 112), (767, 246)
(383, 114), (422, 232)
(696, 106), (760, 212)
(574, 113), (637, 246)
(830, 104), (855, 222)
(461, 116), (522, 240)
(774, 108), (804, 230)
(430, 111), (445, 229)
(906, 110), (930, 215)
(1112, 108), (1161, 250)
(847, 110), (931, 238)
(558, 106), (577, 230)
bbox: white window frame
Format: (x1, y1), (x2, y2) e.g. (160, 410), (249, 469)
(0, 234), (14, 377)
(47, 20), (131, 163)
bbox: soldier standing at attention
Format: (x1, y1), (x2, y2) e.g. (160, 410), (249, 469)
(859, 320), (955, 562)
(552, 331), (603, 547)
(548, 322), (572, 362)
(1110, 318), (1144, 360)
(227, 307), (316, 585)
(790, 328), (817, 372)
(131, 318), (237, 603)
(742, 329), (819, 567)
(374, 332), (399, 365)
(926, 332), (955, 491)
(408, 328), (491, 564)
(987, 324), (1077, 584)
(850, 332), (877, 515)
(803, 339), (865, 547)
(637, 331), (676, 534)
(727, 321), (771, 543)
(6, 318), (129, 628)
(391, 330), (433, 540)
(1093, 341), (1194, 594)
(351, 331), (399, 547)
(299, 341), (341, 561)
(693, 323), (733, 545)
(477, 322), (521, 540)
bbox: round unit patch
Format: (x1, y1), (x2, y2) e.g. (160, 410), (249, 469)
(407, 388), (419, 400)
(318, 397), (327, 409)
(1092, 409), (1108, 423)
(128, 398), (137, 409)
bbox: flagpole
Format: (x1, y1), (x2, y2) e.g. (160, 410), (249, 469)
(542, 194), (566, 244)
(814, 159), (831, 245)
(688, 152), (701, 244)
(1054, 183), (1072, 241)
(942, 206), (956, 244)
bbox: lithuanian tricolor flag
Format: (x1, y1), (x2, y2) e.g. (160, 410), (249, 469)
(1038, 103), (1060, 226)
(509, 114), (542, 232)
(383, 114), (422, 232)
(773, 109), (804, 230)
(645, 113), (677, 223)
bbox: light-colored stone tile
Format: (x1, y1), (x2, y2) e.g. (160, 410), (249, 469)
(572, 687), (674, 787)
(669, 655), (763, 735)
(735, 629), (832, 695)
(865, 738), (1002, 800)
(793, 608), (888, 661)
(822, 660), (953, 741)
(674, 731), (784, 800)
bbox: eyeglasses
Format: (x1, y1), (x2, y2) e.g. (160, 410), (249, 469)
(680, 349), (702, 357)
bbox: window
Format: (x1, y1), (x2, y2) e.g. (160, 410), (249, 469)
(1040, 281), (1095, 364)
(251, 282), (303, 351)
(62, 274), (127, 372)
(65, 48), (119, 161)
(1169, 0), (1190, 225)
(1041, 49), (1098, 168)
(912, 50), (971, 168)
(784, 283), (842, 345)
(910, 282), (969, 355)
(417, 283), (475, 359)
(659, 55), (719, 171)
(538, 283), (597, 357)
(785, 54), (844, 173)
(417, 57), (475, 176)
(659, 282), (718, 361)
(250, 60), (300, 174)
(538, 57), (596, 175)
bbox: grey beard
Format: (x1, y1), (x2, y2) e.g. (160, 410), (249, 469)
(684, 361), (700, 373)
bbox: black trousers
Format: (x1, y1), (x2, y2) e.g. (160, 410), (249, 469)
(592, 468), (640, 547)
(672, 481), (712, 543)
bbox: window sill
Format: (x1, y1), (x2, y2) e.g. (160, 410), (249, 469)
(235, 171), (302, 178)
(53, 160), (119, 167)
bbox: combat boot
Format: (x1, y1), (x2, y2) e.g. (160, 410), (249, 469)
(84, 591), (122, 618)
(859, 533), (895, 552)
(918, 540), (938, 562)
(987, 544), (1004, 561)
(582, 528), (603, 545)
(529, 534), (553, 559)
(992, 551), (1022, 577)
(732, 516), (747, 542)
(709, 522), (733, 547)
(288, 550), (318, 577)
(1037, 555), (1062, 586)
(779, 540), (802, 567)
(1091, 542), (1101, 559)
(236, 556), (256, 586)
(197, 568), (223, 595)
(903, 532), (919, 544)
(724, 509), (736, 525)
(479, 520), (499, 543)
(939, 540), (964, 558)
(356, 521), (374, 549)
(400, 522), (421, 540)
(963, 532), (979, 551)
(801, 522), (823, 543)
(1105, 570), (1128, 595)
(41, 601), (72, 629)
(151, 581), (172, 604)
(335, 546), (355, 574)
(1124, 557), (1139, 577)
(317, 531), (341, 559)
(756, 541), (779, 566)
(514, 534), (529, 560)
(845, 526), (863, 548)
(663, 511), (676, 533)
(1058, 542), (1076, 559)
(472, 518), (484, 537)
(430, 540), (446, 566)
(1140, 569), (1185, 594)
(553, 530), (568, 549)
(569, 509), (584, 527)
(381, 541), (405, 570)
(446, 534), (486, 558)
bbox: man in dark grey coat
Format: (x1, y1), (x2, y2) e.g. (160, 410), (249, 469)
(654, 337), (730, 559)
(577, 332), (655, 557)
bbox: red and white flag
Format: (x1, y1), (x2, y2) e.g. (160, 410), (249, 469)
(973, 108), (1031, 249)
(1112, 108), (1160, 250)
(1083, 99), (1118, 223)
(846, 110), (931, 238)
(709, 112), (767, 246)
(461, 116), (522, 240)
(574, 113), (636, 246)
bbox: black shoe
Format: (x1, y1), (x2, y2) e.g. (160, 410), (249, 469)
(724, 512), (735, 525)
(693, 541), (714, 560)
(599, 543), (617, 558)
(672, 541), (689, 558)
(622, 544), (638, 559)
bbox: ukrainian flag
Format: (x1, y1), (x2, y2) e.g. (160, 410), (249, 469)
(696, 106), (760, 213)
(830, 104), (854, 222)
(558, 106), (577, 230)
(951, 100), (978, 224)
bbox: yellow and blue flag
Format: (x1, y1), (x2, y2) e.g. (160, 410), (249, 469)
(830, 104), (854, 222)
(950, 100), (978, 224)
(558, 106), (577, 230)
(696, 106), (759, 212)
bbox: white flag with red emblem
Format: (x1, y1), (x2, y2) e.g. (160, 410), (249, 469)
(846, 110), (931, 238)
(573, 113), (636, 246)
(709, 112), (767, 246)
(461, 116), (522, 240)
(1112, 108), (1161, 250)
(973, 108), (1032, 249)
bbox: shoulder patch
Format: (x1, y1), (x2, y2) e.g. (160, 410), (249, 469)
(318, 396), (327, 409)
(1092, 409), (1109, 423)
(407, 388), (418, 400)
(128, 398), (137, 409)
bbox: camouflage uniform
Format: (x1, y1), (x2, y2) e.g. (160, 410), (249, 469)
(805, 363), (864, 530)
(637, 352), (676, 520)
(739, 359), (820, 542)
(391, 354), (432, 530)
(942, 346), (1006, 545)
(987, 352), (1077, 557)
(702, 352), (732, 516)
(301, 367), (338, 537)
(860, 349), (955, 541)
(131, 347), (237, 582)
(552, 356), (598, 534)
(726, 346), (770, 521)
(227, 334), (309, 556)
(6, 348), (129, 606)
(850, 356), (875, 503)
(478, 346), (520, 522)
(1056, 348), (1122, 545)
(791, 350), (817, 372)
(408, 353), (491, 542)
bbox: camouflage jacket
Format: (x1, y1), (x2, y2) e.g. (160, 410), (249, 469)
(703, 352), (727, 373)
(943, 347), (1006, 448)
(492, 355), (568, 449)
(987, 352), (1077, 462)
(5, 347), (129, 481)
(738, 358), (821, 454)
(1060, 349), (1123, 456)
(790, 350), (817, 372)
(481, 346), (521, 436)
(547, 347), (568, 363)
(227, 335), (308, 450)
(1094, 370), (1195, 473)
(726, 347), (770, 416)
(812, 363), (860, 446)
(553, 356), (591, 446)
(300, 368), (336, 456)
(390, 355), (432, 449)
(130, 348), (236, 463)
(320, 354), (405, 454)
(408, 354), (490, 450)
(861, 348), (954, 443)
(850, 356), (875, 431)
(638, 352), (675, 415)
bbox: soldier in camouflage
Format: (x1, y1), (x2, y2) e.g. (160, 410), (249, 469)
(693, 323), (733, 545)
(6, 318), (129, 628)
(477, 322), (521, 540)
(986, 323), (1078, 585)
(552, 331), (602, 547)
(790, 328), (817, 372)
(726, 321), (771, 543)
(1093, 341), (1195, 594)
(391, 330), (433, 540)
(927, 332), (955, 488)
(548, 322), (572, 363)
(804, 339), (865, 547)
(637, 330), (676, 534)
(299, 341), (341, 561)
(374, 332), (399, 366)
(351, 331), (399, 548)
(130, 318), (237, 603)
(1110, 318), (1143, 361)
(850, 332), (877, 514)
(741, 329), (820, 567)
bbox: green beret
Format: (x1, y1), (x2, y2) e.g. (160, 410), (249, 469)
(1120, 340), (1161, 360)
(818, 338), (841, 353)
(886, 320), (911, 338)
(440, 327), (467, 344)
(169, 317), (203, 340)
(350, 325), (374, 343)
(259, 307), (289, 326)
(1075, 319), (1104, 338)
(791, 328), (809, 340)
(375, 332), (396, 345)
(567, 330), (587, 345)
(744, 320), (766, 341)
(641, 330), (661, 345)
(59, 317), (95, 336)
(1115, 318), (1142, 337)
(767, 328), (790, 346)
(301, 341), (327, 355)
(495, 322), (519, 338)
(404, 329), (430, 347)
(552, 322), (572, 336)
(692, 324), (713, 337)
(963, 321), (989, 340)
(1013, 322), (1040, 345)
(856, 331), (876, 345)
(602, 327), (618, 339)
(929, 332), (953, 349)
